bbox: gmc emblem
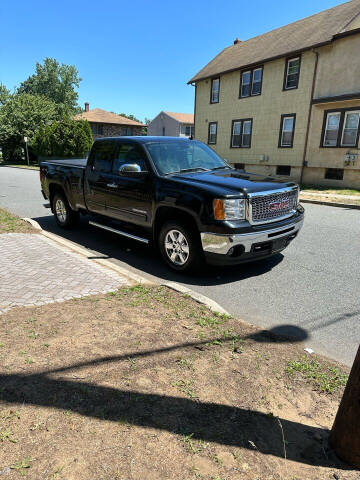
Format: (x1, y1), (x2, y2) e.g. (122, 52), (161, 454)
(269, 199), (290, 211)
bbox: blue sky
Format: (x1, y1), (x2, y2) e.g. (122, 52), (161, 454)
(1, 0), (342, 121)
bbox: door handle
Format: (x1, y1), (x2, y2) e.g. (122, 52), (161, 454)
(106, 183), (118, 188)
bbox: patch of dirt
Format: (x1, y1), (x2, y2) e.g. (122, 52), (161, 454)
(0, 285), (356, 480)
(0, 208), (36, 234)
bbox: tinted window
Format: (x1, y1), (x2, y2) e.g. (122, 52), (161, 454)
(91, 141), (115, 173)
(112, 143), (148, 173)
(145, 140), (227, 175)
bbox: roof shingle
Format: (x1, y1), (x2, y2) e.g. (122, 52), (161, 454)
(75, 108), (144, 126)
(164, 112), (194, 124)
(189, 0), (360, 83)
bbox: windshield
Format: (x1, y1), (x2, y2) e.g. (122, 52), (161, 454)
(144, 140), (229, 175)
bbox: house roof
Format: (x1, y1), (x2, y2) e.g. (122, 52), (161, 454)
(164, 111), (194, 124)
(188, 0), (360, 83)
(75, 108), (144, 126)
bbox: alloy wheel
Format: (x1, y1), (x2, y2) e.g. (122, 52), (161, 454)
(164, 229), (190, 266)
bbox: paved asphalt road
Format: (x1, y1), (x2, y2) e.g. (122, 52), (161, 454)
(1, 166), (359, 366)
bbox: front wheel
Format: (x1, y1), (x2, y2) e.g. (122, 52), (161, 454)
(52, 193), (79, 228)
(158, 221), (203, 272)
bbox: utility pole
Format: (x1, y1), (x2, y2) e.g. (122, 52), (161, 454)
(330, 344), (360, 468)
(24, 136), (29, 166)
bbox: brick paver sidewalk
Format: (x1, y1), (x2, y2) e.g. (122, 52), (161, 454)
(0, 233), (129, 313)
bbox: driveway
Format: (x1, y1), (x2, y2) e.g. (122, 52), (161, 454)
(1, 166), (359, 365)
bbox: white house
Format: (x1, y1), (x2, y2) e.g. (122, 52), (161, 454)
(147, 111), (194, 137)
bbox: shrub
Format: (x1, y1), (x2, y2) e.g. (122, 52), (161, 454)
(32, 118), (92, 158)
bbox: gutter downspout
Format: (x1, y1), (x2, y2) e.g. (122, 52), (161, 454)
(191, 82), (197, 139)
(300, 49), (319, 186)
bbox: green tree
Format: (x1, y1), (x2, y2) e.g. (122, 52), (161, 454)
(32, 118), (92, 158)
(118, 113), (142, 123)
(0, 83), (11, 106)
(17, 58), (81, 115)
(0, 93), (57, 162)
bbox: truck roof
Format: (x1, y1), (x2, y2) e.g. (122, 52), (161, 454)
(93, 136), (195, 144)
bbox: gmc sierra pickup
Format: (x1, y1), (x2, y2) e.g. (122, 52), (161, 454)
(40, 136), (304, 272)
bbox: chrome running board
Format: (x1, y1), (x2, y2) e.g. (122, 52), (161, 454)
(89, 221), (149, 244)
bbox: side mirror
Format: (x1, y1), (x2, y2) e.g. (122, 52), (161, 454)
(118, 163), (147, 176)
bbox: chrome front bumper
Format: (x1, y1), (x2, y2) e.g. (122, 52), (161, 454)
(201, 218), (304, 256)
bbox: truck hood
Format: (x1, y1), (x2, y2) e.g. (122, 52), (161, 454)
(170, 169), (297, 196)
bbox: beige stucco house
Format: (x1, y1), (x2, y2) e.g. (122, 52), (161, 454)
(75, 103), (144, 140)
(147, 111), (194, 137)
(189, 0), (360, 187)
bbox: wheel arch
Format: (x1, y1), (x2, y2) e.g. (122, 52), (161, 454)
(153, 206), (200, 244)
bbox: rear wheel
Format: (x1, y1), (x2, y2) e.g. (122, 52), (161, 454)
(159, 221), (203, 272)
(52, 193), (79, 228)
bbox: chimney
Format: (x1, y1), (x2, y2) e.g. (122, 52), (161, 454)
(84, 102), (89, 112)
(234, 38), (242, 45)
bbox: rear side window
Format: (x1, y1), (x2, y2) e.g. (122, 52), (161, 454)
(112, 143), (148, 173)
(91, 141), (115, 173)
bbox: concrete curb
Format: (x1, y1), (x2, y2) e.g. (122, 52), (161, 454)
(22, 218), (230, 317)
(22, 218), (153, 285)
(1, 165), (39, 171)
(162, 281), (230, 316)
(300, 198), (360, 210)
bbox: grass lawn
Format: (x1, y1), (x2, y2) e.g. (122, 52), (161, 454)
(0, 207), (35, 234)
(301, 185), (360, 197)
(0, 160), (39, 170)
(0, 285), (355, 480)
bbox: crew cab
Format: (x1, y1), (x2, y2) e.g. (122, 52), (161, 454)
(40, 136), (304, 272)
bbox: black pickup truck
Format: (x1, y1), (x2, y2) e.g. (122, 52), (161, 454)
(40, 136), (304, 272)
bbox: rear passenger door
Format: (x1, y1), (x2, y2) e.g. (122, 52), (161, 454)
(84, 141), (116, 214)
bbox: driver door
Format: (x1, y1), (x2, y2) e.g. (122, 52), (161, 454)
(104, 142), (153, 227)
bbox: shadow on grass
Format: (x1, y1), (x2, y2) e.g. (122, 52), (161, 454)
(0, 328), (351, 470)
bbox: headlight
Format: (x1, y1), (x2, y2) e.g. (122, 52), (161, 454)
(213, 198), (246, 220)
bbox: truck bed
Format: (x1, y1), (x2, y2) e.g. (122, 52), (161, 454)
(42, 158), (87, 168)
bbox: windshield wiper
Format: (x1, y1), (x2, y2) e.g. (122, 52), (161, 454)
(165, 167), (210, 175)
(211, 165), (232, 171)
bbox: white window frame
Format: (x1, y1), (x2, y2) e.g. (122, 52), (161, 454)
(280, 115), (295, 147)
(341, 111), (360, 147)
(284, 57), (300, 90)
(211, 78), (220, 103)
(231, 119), (252, 148)
(240, 71), (251, 98)
(251, 68), (263, 96)
(323, 112), (341, 147)
(208, 122), (217, 144)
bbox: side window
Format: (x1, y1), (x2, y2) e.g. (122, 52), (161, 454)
(112, 144), (148, 174)
(91, 141), (115, 173)
(284, 57), (301, 90)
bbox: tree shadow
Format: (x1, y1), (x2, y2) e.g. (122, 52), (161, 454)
(0, 327), (352, 471)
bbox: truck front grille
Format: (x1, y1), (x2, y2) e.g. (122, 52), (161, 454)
(249, 189), (298, 223)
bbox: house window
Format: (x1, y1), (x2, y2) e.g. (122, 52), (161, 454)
(322, 109), (360, 147)
(325, 168), (344, 180)
(276, 165), (291, 176)
(341, 111), (360, 146)
(162, 127), (166, 136)
(279, 114), (296, 148)
(234, 163), (245, 170)
(184, 125), (194, 137)
(91, 123), (104, 135)
(231, 119), (252, 148)
(240, 67), (263, 98)
(208, 122), (217, 144)
(210, 78), (220, 103)
(323, 112), (341, 146)
(121, 127), (133, 136)
(284, 57), (301, 90)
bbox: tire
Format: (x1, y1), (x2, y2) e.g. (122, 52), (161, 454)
(52, 193), (79, 228)
(158, 221), (203, 272)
